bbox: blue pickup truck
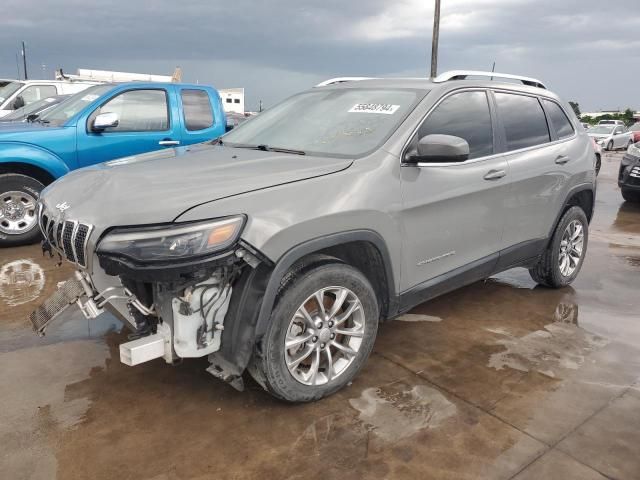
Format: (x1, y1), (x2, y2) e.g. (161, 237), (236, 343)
(0, 82), (226, 246)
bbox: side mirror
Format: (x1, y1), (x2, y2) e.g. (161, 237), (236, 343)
(407, 134), (470, 163)
(12, 96), (25, 110)
(92, 112), (119, 132)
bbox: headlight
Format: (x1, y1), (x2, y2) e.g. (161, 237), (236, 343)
(97, 216), (245, 263)
(596, 139), (605, 145)
(627, 142), (640, 157)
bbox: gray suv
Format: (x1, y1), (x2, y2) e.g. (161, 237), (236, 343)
(31, 71), (597, 402)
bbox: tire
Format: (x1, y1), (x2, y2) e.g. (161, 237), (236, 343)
(0, 174), (44, 247)
(621, 188), (640, 203)
(529, 206), (589, 288)
(595, 154), (601, 176)
(606, 140), (613, 151)
(248, 262), (379, 402)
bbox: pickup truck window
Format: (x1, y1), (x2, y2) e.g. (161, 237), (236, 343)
(89, 89), (169, 132)
(20, 85), (57, 106)
(181, 89), (214, 131)
(0, 81), (24, 105)
(223, 88), (422, 158)
(39, 84), (112, 126)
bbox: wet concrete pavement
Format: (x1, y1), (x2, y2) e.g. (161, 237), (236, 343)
(1, 153), (639, 480)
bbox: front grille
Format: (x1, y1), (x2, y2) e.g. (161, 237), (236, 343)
(38, 205), (93, 268)
(630, 166), (640, 179)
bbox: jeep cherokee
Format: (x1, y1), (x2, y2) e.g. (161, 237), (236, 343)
(31, 71), (597, 402)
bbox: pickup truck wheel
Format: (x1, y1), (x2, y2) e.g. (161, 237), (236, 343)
(249, 263), (379, 402)
(529, 206), (589, 288)
(0, 174), (43, 247)
(621, 188), (640, 203)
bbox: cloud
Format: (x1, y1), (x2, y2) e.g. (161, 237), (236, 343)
(1, 0), (639, 110)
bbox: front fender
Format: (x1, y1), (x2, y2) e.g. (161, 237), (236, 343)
(0, 142), (69, 179)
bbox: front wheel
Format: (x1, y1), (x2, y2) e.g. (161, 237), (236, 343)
(248, 262), (379, 402)
(606, 140), (614, 151)
(595, 154), (601, 176)
(0, 174), (44, 247)
(529, 206), (589, 288)
(622, 188), (640, 203)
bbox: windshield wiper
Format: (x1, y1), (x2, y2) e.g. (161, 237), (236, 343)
(226, 143), (305, 155)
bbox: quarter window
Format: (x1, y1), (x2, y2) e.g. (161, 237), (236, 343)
(543, 100), (574, 139)
(181, 89), (214, 131)
(89, 89), (169, 132)
(495, 93), (550, 151)
(417, 91), (494, 159)
(20, 85), (57, 106)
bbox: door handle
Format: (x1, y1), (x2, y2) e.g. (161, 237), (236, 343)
(555, 155), (570, 165)
(159, 139), (180, 146)
(483, 169), (506, 180)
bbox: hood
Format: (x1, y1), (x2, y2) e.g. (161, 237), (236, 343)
(0, 121), (64, 137)
(587, 132), (610, 139)
(40, 142), (353, 231)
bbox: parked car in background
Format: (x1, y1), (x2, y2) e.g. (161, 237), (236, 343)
(627, 123), (640, 143)
(619, 142), (640, 202)
(31, 71), (595, 402)
(591, 138), (602, 175)
(587, 125), (634, 151)
(0, 79), (14, 88)
(225, 112), (253, 131)
(0, 82), (226, 246)
(0, 80), (97, 118)
(0, 95), (70, 123)
(598, 119), (625, 126)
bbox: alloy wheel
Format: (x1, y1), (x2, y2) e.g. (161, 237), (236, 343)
(284, 286), (365, 386)
(558, 219), (584, 277)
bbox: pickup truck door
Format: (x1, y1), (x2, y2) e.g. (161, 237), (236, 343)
(176, 87), (225, 145)
(76, 87), (181, 167)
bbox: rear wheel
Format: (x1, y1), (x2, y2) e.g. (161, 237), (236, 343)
(0, 174), (43, 247)
(621, 188), (640, 203)
(248, 262), (379, 402)
(529, 206), (589, 288)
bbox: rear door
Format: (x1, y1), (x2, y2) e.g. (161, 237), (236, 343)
(399, 89), (508, 292)
(76, 87), (180, 167)
(177, 88), (224, 145)
(496, 91), (574, 250)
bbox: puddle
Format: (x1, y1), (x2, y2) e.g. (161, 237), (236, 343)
(486, 270), (537, 290)
(487, 322), (608, 378)
(0, 259), (45, 307)
(590, 231), (640, 249)
(349, 383), (457, 442)
(396, 313), (442, 323)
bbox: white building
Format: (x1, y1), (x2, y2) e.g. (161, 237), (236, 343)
(220, 88), (245, 114)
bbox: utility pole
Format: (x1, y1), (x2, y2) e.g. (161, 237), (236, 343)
(21, 41), (28, 80)
(430, 0), (441, 78)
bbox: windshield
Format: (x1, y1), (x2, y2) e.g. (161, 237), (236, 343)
(39, 84), (113, 126)
(223, 88), (424, 157)
(1, 96), (64, 121)
(589, 126), (615, 134)
(0, 81), (24, 104)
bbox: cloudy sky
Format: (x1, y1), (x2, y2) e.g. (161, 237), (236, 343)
(2, 0), (638, 112)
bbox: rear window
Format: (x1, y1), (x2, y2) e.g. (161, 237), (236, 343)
(543, 100), (574, 140)
(181, 89), (214, 131)
(495, 93), (550, 151)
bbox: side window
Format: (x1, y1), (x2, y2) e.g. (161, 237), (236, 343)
(495, 93), (550, 151)
(417, 91), (494, 159)
(90, 89), (169, 132)
(181, 89), (214, 131)
(542, 100), (575, 140)
(20, 85), (57, 106)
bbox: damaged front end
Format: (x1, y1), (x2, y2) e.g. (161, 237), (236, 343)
(31, 211), (269, 391)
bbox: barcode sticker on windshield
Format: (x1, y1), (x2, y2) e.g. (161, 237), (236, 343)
(348, 104), (400, 115)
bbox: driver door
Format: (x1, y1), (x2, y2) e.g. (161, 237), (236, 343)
(399, 90), (508, 292)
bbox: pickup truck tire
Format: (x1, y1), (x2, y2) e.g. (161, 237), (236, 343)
(0, 174), (44, 247)
(621, 188), (640, 203)
(529, 206), (589, 288)
(248, 262), (379, 402)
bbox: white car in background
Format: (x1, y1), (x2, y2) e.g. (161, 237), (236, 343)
(0, 80), (99, 118)
(587, 124), (634, 151)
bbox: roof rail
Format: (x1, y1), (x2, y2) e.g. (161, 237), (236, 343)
(315, 77), (376, 87)
(433, 70), (547, 89)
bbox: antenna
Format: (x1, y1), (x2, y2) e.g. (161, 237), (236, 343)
(21, 41), (28, 80)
